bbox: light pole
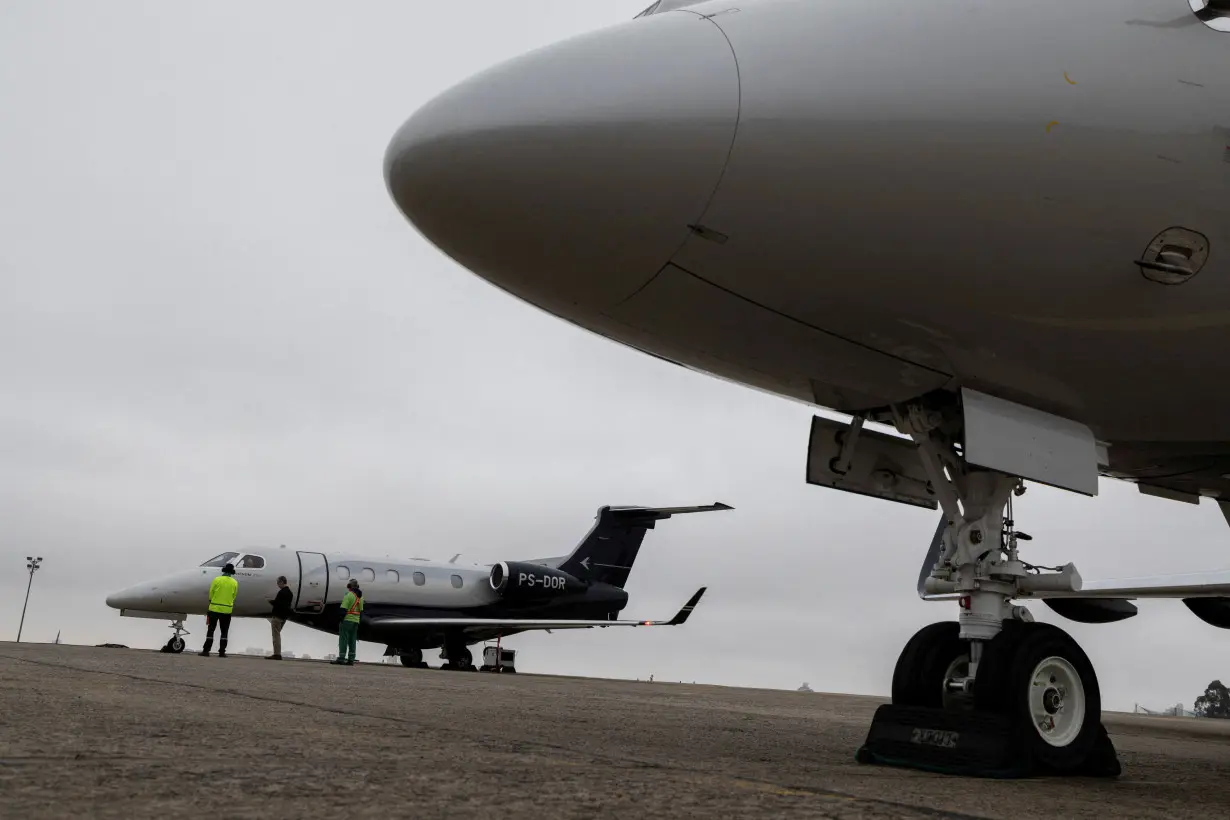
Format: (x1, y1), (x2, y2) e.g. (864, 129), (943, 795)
(17, 556), (42, 643)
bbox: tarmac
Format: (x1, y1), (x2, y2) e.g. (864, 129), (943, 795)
(2, 643), (1229, 819)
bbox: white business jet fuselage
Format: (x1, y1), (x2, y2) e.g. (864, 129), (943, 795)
(383, 0), (1230, 775)
(106, 504), (719, 667)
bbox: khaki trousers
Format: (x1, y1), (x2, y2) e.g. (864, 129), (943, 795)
(269, 617), (286, 656)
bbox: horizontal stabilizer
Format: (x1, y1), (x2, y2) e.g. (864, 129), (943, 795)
(368, 587), (708, 635)
(605, 503), (733, 520)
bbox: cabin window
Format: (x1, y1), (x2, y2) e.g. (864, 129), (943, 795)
(360, 567), (375, 583)
(412, 571), (426, 586)
(386, 569), (399, 583)
(336, 565), (350, 580)
(200, 552), (239, 568)
(238, 555), (265, 569)
(450, 574), (463, 589)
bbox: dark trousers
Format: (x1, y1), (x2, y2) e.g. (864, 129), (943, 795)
(202, 612), (232, 655)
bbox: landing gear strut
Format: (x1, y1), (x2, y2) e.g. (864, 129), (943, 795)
(398, 648), (427, 668)
(853, 399), (1121, 778)
(440, 641), (476, 671)
(159, 619), (189, 654)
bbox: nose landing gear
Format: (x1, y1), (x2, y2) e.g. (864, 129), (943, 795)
(852, 398), (1121, 778)
(159, 620), (189, 654)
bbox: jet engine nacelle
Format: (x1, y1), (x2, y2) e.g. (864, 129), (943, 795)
(489, 561), (587, 600)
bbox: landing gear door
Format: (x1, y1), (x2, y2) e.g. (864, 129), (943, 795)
(296, 551), (328, 613)
(805, 415), (938, 509)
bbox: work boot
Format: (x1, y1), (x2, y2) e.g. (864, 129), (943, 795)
(266, 655), (282, 661)
(330, 658), (346, 665)
(199, 638), (213, 656)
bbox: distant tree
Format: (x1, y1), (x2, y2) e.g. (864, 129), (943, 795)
(1194, 680), (1230, 718)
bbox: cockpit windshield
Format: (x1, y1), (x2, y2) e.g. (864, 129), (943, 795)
(200, 551), (240, 568)
(635, 0), (700, 18)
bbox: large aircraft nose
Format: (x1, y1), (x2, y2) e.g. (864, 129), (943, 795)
(105, 588), (140, 610)
(384, 10), (739, 314)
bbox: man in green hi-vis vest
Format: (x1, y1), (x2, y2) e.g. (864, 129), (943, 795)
(332, 578), (363, 666)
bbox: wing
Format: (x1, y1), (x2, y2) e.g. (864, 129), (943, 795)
(915, 516), (1230, 628)
(1032, 571), (1230, 630)
(1037, 570), (1230, 600)
(369, 587), (707, 635)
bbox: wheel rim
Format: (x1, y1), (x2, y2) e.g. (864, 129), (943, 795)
(1028, 655), (1085, 747)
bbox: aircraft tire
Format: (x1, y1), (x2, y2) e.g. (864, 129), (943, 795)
(399, 649), (423, 667)
(890, 622), (964, 708)
(974, 621), (1101, 772)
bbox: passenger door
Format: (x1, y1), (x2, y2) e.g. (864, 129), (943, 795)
(296, 552), (328, 614)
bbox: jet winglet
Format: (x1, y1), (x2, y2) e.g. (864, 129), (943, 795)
(665, 587), (707, 625)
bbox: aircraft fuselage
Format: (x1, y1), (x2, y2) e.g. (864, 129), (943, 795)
(106, 548), (628, 651)
(384, 0), (1230, 493)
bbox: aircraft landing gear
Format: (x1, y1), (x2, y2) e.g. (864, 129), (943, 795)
(853, 399), (1121, 778)
(159, 620), (189, 654)
(398, 648), (427, 669)
(440, 643), (476, 671)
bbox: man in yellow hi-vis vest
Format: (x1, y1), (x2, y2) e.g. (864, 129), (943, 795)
(331, 578), (363, 665)
(199, 562), (239, 658)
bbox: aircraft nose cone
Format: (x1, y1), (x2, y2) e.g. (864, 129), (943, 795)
(384, 11), (739, 314)
(105, 589), (133, 609)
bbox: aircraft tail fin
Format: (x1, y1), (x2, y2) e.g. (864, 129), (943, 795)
(554, 503), (731, 589)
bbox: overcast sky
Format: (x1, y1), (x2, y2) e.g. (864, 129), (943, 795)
(2, 1), (1228, 712)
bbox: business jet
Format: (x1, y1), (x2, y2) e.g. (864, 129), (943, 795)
(105, 503), (722, 669)
(382, 0), (1230, 774)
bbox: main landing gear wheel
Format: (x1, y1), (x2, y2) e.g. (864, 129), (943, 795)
(891, 622), (967, 710)
(861, 619), (1119, 778)
(442, 647), (474, 671)
(973, 621), (1104, 773)
(399, 649), (424, 668)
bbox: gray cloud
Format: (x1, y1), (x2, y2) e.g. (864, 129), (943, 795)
(2, 1), (1228, 713)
